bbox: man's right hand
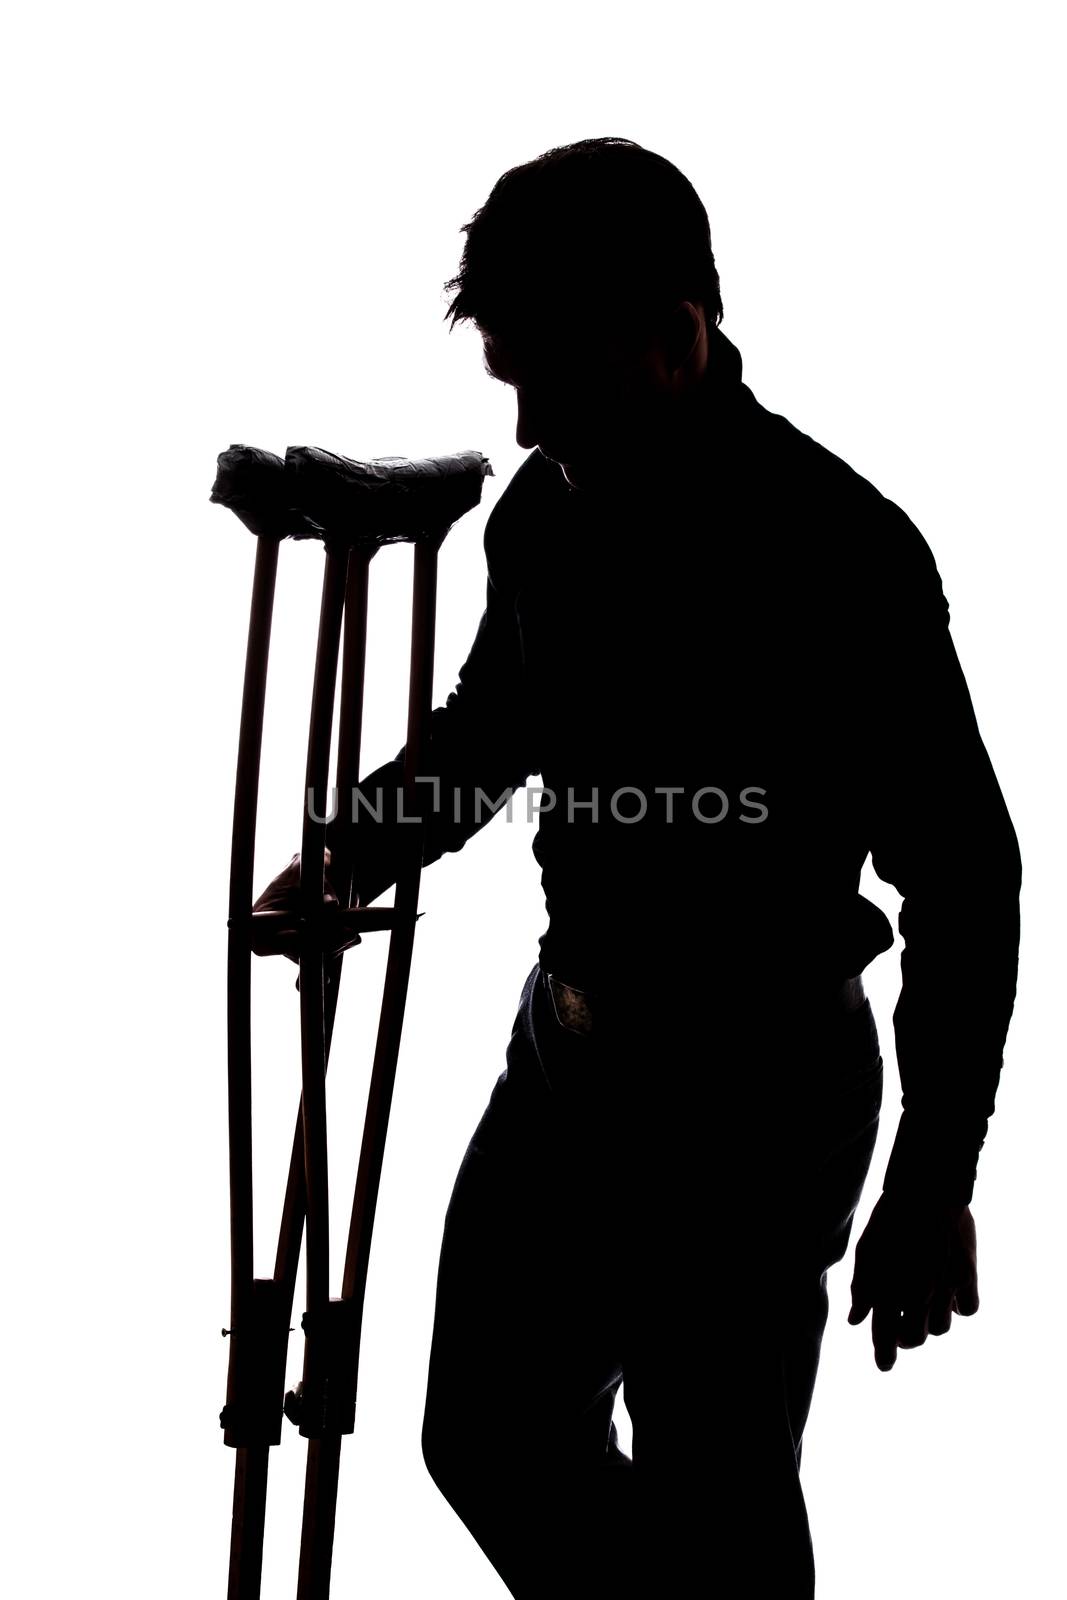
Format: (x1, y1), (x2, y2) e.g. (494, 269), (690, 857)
(249, 850), (362, 962)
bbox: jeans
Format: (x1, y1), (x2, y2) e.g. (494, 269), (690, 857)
(421, 960), (884, 1597)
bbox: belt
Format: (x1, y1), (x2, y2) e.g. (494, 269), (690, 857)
(544, 969), (867, 1036)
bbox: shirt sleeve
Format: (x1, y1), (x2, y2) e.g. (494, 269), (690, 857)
(326, 498), (538, 906)
(866, 503), (1023, 1207)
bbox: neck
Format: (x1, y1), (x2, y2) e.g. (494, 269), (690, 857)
(565, 341), (740, 504)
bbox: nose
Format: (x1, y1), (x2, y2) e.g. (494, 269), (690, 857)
(514, 388), (571, 458)
(514, 390), (542, 454)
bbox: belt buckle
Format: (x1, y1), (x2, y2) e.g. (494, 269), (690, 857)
(546, 973), (595, 1036)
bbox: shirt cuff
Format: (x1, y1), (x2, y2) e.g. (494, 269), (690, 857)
(880, 1108), (990, 1208)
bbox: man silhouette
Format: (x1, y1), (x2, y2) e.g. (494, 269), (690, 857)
(253, 137), (1022, 1595)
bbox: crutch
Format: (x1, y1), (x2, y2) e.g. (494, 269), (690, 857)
(210, 442), (494, 1599)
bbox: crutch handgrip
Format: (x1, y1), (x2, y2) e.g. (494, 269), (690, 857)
(232, 905), (423, 954)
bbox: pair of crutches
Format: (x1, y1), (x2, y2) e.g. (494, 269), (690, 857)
(211, 442), (494, 1599)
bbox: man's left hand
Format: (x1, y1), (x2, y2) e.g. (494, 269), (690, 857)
(848, 1192), (979, 1371)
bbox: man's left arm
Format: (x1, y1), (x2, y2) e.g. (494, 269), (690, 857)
(865, 503), (1023, 1211)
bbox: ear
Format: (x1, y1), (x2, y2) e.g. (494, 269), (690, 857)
(664, 300), (704, 373)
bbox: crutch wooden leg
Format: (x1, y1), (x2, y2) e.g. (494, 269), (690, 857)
(294, 530), (445, 1600)
(292, 537), (351, 1598)
(264, 544), (377, 1600)
(269, 546), (375, 1370)
(211, 445), (317, 1600)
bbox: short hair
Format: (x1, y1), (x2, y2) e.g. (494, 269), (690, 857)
(441, 136), (724, 347)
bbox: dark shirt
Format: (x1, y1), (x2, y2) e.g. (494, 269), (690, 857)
(329, 326), (1022, 1208)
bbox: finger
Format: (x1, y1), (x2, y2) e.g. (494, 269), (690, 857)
(955, 1211), (978, 1316)
(897, 1299), (931, 1349)
(848, 1261), (873, 1325)
(927, 1289), (954, 1337)
(871, 1302), (899, 1371)
(954, 1275), (979, 1316)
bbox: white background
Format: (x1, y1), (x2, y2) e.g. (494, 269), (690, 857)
(3, 2), (1064, 1595)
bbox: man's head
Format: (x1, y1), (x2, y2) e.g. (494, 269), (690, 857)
(442, 137), (725, 492)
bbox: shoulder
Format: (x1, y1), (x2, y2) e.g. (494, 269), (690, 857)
(482, 447), (567, 588)
(745, 394), (949, 625)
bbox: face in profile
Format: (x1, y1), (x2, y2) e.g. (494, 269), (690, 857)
(480, 315), (675, 492)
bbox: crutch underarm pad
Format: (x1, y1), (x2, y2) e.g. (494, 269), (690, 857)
(209, 444), (324, 541)
(283, 445), (494, 546)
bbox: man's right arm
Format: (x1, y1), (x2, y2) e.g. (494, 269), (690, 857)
(325, 495), (539, 905)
